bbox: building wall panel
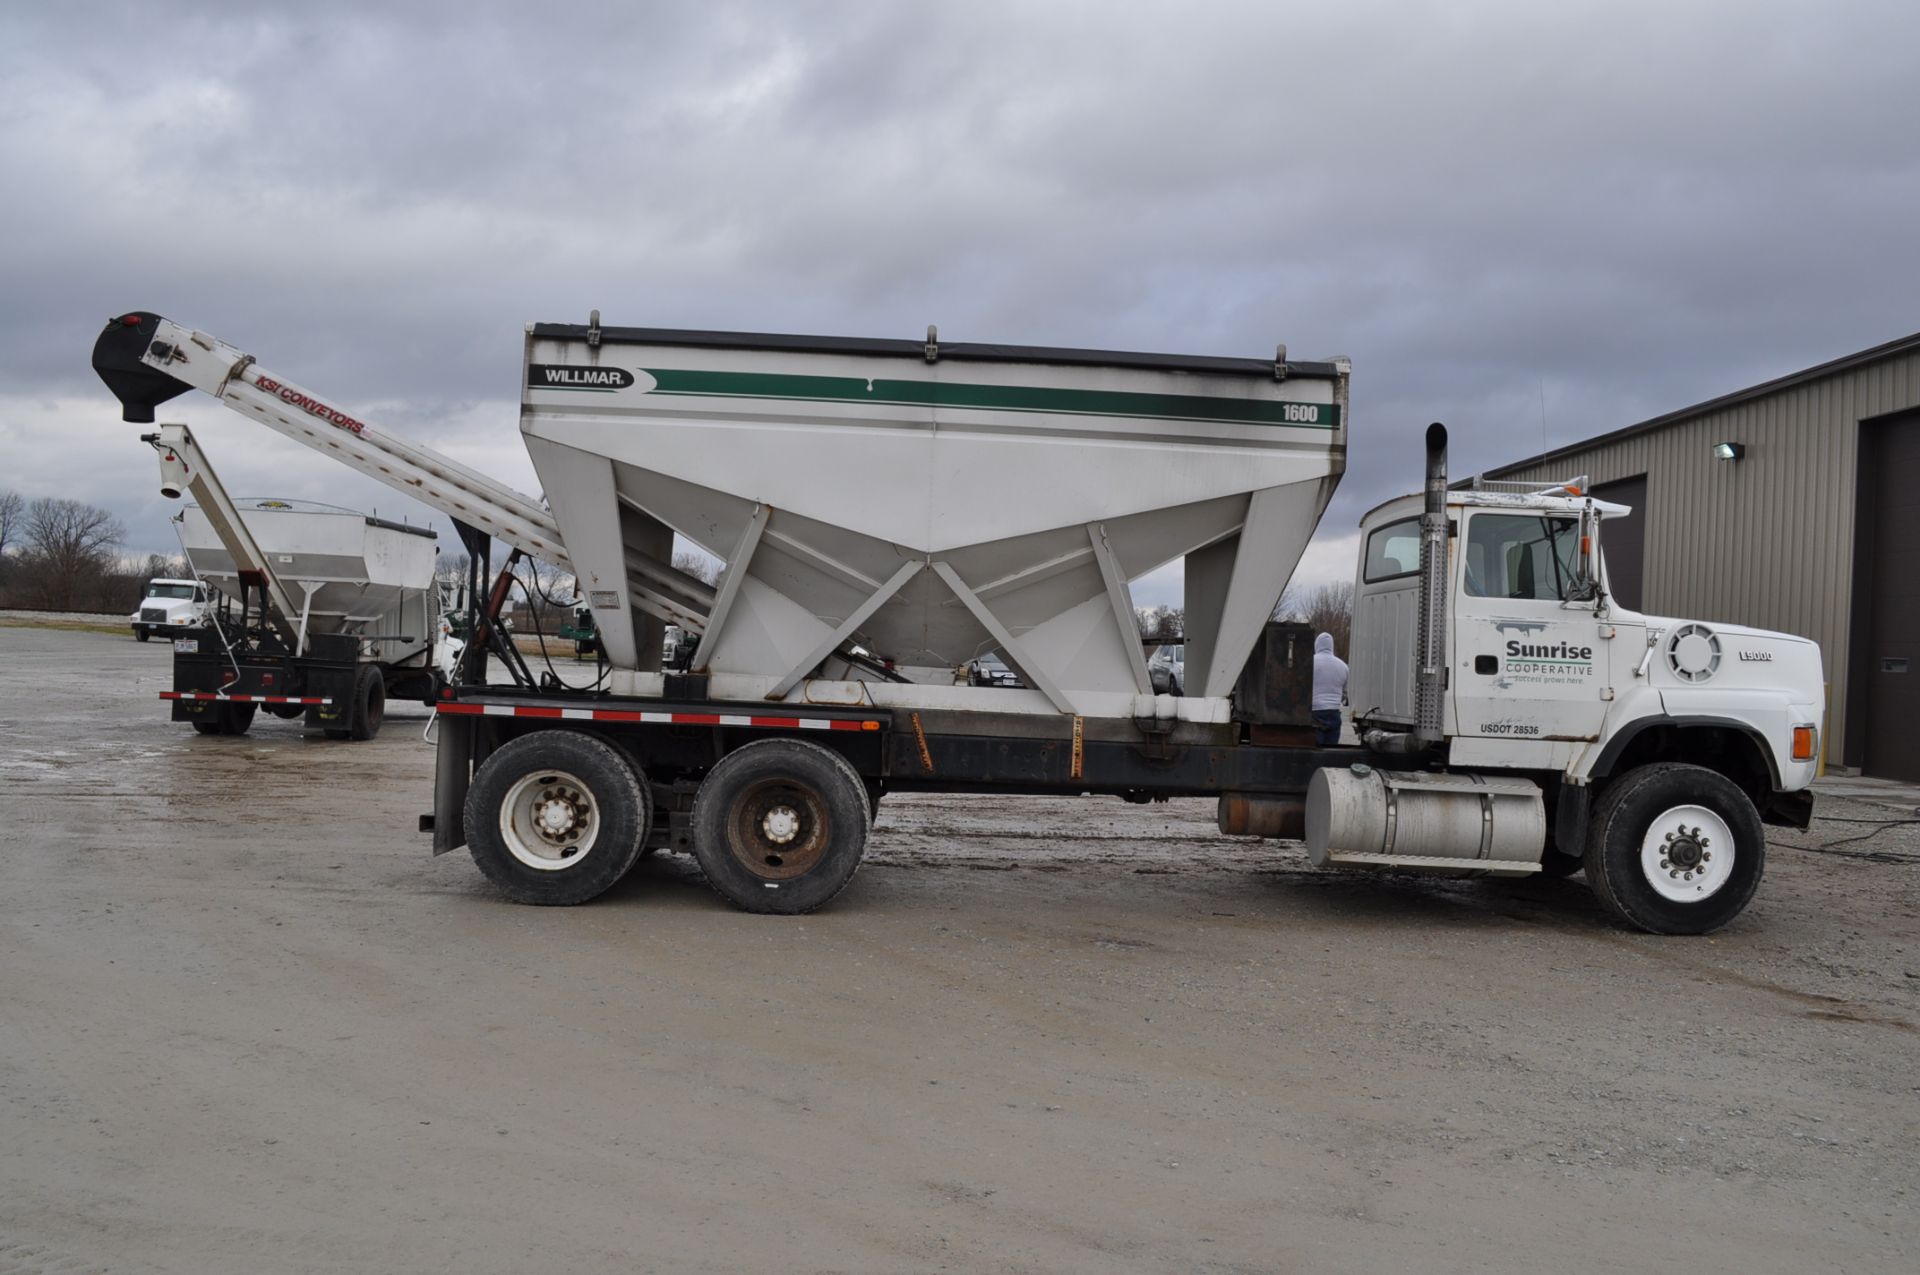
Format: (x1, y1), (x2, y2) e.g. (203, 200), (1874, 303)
(1492, 346), (1920, 760)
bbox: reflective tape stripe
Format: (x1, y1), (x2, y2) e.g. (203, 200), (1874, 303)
(435, 702), (879, 731)
(159, 692), (331, 705)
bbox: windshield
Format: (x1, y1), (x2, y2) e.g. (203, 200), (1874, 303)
(146, 584), (196, 600)
(1464, 514), (1582, 601)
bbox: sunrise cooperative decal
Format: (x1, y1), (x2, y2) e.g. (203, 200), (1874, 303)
(1504, 638), (1595, 682)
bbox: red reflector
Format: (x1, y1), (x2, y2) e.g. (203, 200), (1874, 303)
(122, 314), (142, 325)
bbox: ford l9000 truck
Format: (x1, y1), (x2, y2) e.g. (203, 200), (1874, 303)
(93, 311), (1822, 934)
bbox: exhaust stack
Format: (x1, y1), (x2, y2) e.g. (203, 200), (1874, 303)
(1413, 423), (1449, 745)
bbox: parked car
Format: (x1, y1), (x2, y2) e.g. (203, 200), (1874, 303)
(1148, 643), (1185, 695)
(130, 577), (211, 642)
(968, 652), (1022, 688)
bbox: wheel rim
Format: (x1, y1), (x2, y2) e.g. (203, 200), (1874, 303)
(723, 777), (830, 881)
(1639, 803), (1735, 902)
(499, 769), (601, 871)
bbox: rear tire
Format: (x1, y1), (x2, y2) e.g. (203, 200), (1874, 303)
(464, 731), (651, 905)
(1584, 763), (1765, 935)
(349, 667), (386, 741)
(691, 738), (870, 915)
(221, 701), (256, 736)
(191, 701), (255, 736)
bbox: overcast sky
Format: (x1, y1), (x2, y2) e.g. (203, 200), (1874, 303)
(3, 0), (1916, 607)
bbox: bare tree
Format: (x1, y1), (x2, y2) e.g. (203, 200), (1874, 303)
(672, 548), (720, 586)
(1134, 605), (1185, 639)
(140, 552), (191, 581)
(1275, 581), (1354, 658)
(433, 550), (472, 592)
(0, 488), (21, 558)
(18, 497), (125, 611)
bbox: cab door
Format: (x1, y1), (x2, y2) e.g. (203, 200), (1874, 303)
(1451, 509), (1611, 743)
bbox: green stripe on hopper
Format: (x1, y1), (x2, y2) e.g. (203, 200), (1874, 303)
(643, 369), (1339, 428)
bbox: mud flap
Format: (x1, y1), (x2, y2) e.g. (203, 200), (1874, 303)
(431, 713), (474, 854)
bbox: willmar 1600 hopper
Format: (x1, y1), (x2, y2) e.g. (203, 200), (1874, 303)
(94, 312), (1824, 935)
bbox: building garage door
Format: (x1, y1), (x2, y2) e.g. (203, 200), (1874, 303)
(1858, 413), (1920, 782)
(1592, 474), (1647, 611)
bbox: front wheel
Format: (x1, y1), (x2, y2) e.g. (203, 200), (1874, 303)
(464, 731), (652, 905)
(1584, 763), (1765, 935)
(134, 627), (150, 643)
(691, 738), (870, 915)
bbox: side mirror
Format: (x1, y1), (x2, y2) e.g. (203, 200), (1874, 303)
(1567, 502), (1603, 604)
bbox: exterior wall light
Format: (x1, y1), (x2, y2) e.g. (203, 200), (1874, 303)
(1712, 442), (1746, 461)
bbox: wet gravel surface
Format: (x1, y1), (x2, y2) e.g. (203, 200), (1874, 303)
(2, 626), (1917, 1273)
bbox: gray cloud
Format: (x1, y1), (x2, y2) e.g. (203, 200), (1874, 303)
(3, 0), (1915, 586)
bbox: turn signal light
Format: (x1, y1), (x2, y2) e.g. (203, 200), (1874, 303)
(1791, 725), (1817, 761)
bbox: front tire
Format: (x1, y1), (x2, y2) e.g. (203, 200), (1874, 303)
(1584, 763), (1765, 935)
(134, 627), (150, 643)
(464, 731), (651, 905)
(691, 738), (870, 915)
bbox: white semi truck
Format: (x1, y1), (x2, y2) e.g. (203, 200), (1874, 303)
(92, 311), (1824, 934)
(130, 576), (212, 641)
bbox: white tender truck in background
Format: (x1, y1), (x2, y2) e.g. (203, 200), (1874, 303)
(130, 577), (211, 641)
(115, 409), (446, 740)
(93, 311), (1825, 934)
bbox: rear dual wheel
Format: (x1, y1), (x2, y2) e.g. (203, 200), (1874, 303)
(323, 667), (386, 741)
(690, 738), (870, 915)
(191, 701), (256, 736)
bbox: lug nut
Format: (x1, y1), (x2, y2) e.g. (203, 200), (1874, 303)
(1684, 872), (1694, 881)
(1660, 859), (1671, 870)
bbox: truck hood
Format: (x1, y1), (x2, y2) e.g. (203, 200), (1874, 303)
(131, 599), (202, 621)
(1640, 615), (1824, 703)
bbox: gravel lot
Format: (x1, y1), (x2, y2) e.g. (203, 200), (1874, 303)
(2, 626), (1916, 1274)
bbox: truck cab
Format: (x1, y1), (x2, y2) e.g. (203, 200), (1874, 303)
(130, 577), (211, 642)
(1343, 465), (1824, 931)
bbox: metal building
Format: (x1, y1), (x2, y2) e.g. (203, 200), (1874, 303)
(1485, 331), (1920, 781)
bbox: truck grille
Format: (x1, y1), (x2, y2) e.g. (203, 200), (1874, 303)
(141, 607), (167, 623)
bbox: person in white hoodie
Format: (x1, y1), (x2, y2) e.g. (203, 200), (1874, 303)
(1311, 631), (1348, 746)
